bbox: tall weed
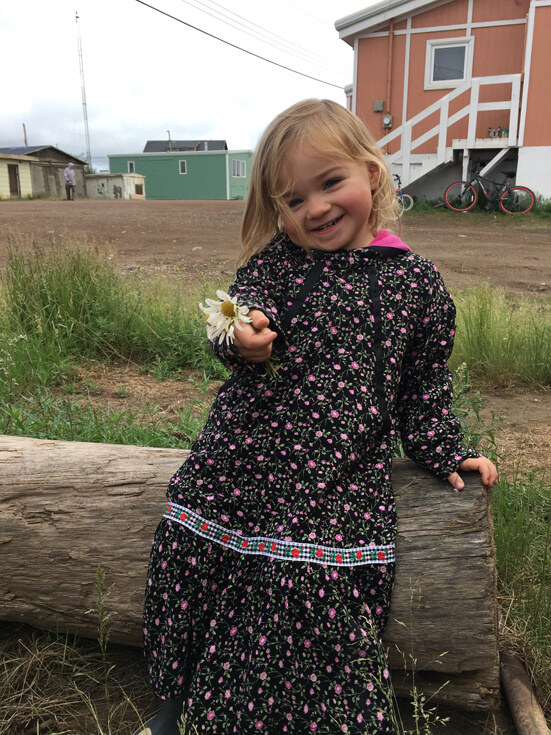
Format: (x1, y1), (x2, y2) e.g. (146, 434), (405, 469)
(1, 236), (226, 396)
(451, 285), (551, 386)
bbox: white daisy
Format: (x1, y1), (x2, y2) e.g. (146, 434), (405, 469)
(199, 290), (252, 345)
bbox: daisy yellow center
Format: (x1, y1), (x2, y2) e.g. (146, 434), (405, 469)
(221, 300), (237, 318)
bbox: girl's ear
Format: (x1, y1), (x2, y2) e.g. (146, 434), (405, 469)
(368, 163), (380, 193)
(370, 146), (385, 191)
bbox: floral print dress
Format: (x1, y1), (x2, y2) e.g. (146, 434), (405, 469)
(142, 231), (477, 734)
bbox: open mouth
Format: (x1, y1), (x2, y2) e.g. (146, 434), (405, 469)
(312, 215), (343, 232)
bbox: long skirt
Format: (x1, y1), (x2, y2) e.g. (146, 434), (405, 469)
(142, 519), (396, 734)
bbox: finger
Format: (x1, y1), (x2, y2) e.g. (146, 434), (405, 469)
(447, 472), (464, 491)
(481, 467), (498, 488)
(235, 336), (273, 362)
(248, 310), (270, 331)
(236, 325), (276, 350)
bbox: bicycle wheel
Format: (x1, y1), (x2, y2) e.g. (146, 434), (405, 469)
(400, 193), (414, 212)
(394, 194), (406, 215)
(499, 186), (535, 214)
(444, 182), (477, 211)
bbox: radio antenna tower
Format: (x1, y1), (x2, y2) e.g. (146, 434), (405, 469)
(76, 10), (92, 166)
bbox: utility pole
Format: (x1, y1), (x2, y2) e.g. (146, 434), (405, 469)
(76, 10), (92, 166)
(22, 123), (28, 147)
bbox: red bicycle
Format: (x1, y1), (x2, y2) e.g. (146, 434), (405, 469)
(444, 170), (535, 214)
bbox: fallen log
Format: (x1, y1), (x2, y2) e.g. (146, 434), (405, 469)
(500, 653), (550, 735)
(0, 435), (499, 709)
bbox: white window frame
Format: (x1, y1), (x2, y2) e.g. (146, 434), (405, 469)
(128, 161), (135, 173)
(232, 159), (247, 178)
(179, 160), (187, 175)
(424, 37), (474, 90)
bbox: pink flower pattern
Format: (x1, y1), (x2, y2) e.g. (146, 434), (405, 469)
(142, 232), (476, 734)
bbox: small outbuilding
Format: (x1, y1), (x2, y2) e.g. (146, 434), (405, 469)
(0, 152), (37, 199)
(0, 146), (86, 199)
(85, 173), (146, 200)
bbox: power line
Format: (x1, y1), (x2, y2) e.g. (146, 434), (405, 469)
(134, 0), (345, 90)
(177, 0), (334, 70)
(179, 0), (350, 75)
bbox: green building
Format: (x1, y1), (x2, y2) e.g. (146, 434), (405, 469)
(108, 140), (252, 200)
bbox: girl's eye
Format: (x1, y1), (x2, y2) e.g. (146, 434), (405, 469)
(288, 198), (302, 208)
(324, 178), (342, 189)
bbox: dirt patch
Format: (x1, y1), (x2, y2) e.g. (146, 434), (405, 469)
(480, 387), (551, 477)
(1, 199), (550, 478)
(1, 199), (550, 294)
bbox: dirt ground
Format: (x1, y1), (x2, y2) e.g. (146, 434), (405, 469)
(1, 199), (549, 478)
(1, 200), (550, 732)
(1, 199), (551, 294)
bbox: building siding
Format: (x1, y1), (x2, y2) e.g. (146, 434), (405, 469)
(522, 4), (551, 147)
(356, 36), (394, 139)
(411, 0), (470, 28)
(472, 0), (530, 23)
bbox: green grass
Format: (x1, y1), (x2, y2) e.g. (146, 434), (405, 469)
(1, 235), (226, 399)
(450, 285), (551, 386)
(0, 386), (210, 448)
(493, 472), (551, 714)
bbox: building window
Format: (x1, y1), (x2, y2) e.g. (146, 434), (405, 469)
(128, 161), (135, 173)
(425, 38), (473, 90)
(179, 160), (187, 175)
(135, 183), (144, 195)
(232, 159), (246, 177)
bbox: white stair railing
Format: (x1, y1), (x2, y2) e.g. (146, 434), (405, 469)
(377, 74), (521, 186)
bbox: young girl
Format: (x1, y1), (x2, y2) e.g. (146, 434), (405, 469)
(137, 99), (497, 735)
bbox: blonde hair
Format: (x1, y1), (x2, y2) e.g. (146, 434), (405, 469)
(239, 98), (398, 267)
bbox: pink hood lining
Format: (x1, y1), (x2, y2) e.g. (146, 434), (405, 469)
(369, 230), (411, 251)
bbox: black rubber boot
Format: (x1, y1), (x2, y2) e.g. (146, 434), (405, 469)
(133, 698), (184, 735)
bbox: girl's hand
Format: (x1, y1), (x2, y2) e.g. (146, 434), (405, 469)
(233, 309), (277, 363)
(447, 455), (498, 491)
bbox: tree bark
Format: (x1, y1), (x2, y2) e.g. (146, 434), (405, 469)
(0, 435), (499, 709)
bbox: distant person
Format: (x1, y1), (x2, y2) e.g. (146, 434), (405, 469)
(64, 162), (76, 200)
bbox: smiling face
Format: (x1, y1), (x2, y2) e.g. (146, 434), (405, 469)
(278, 145), (379, 253)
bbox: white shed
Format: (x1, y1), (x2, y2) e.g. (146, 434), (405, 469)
(85, 173), (145, 200)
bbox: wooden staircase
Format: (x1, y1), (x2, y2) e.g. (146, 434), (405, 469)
(377, 73), (522, 186)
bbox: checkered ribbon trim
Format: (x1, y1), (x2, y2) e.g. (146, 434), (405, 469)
(164, 502), (395, 567)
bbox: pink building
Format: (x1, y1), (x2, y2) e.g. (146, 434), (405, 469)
(336, 0), (551, 199)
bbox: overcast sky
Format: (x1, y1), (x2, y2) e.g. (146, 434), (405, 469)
(0, 0), (377, 170)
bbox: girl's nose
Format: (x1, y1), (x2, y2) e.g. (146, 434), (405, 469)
(307, 197), (331, 219)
